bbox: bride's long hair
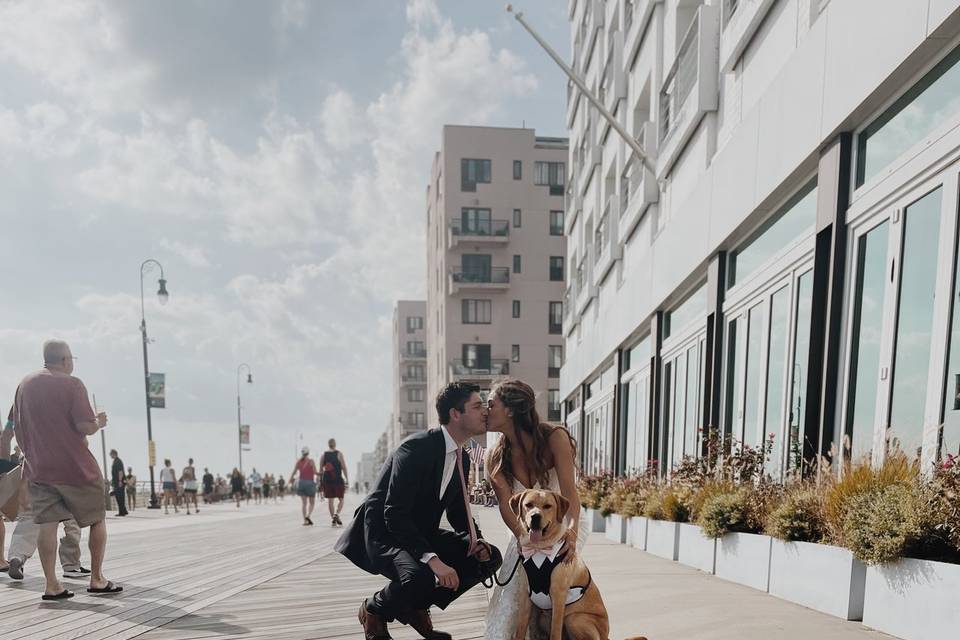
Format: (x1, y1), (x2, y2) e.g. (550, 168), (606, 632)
(486, 378), (577, 488)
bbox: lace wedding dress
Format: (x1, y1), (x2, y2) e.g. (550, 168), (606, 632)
(484, 468), (590, 640)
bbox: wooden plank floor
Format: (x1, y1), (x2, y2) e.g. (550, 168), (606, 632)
(1, 498), (492, 640)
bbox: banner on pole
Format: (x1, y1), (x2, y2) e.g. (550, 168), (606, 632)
(148, 373), (166, 408)
(148, 440), (157, 467)
(239, 424), (250, 445)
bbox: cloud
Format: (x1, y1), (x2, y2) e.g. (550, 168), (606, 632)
(159, 239), (212, 269)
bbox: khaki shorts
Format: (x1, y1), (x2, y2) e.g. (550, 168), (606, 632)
(29, 481), (105, 527)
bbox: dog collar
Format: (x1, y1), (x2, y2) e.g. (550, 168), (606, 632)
(520, 538), (566, 567)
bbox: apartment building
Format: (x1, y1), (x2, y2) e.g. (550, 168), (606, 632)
(426, 126), (569, 433)
(392, 300), (429, 445)
(563, 0), (960, 477)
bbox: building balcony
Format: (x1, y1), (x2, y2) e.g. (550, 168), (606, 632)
(575, 257), (597, 315)
(401, 374), (426, 383)
(623, 0), (659, 64)
(719, 0), (776, 73)
(448, 219), (510, 248)
(449, 267), (510, 294)
(401, 348), (427, 360)
(577, 132), (600, 197)
(618, 121), (659, 241)
(449, 359), (510, 380)
(593, 196), (622, 285)
(656, 4), (719, 178)
(599, 31), (625, 113)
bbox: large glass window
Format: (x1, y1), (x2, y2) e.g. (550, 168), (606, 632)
(549, 301), (563, 334)
(664, 283), (707, 338)
(724, 317), (743, 438)
(888, 188), (942, 459)
(764, 287), (791, 475)
(459, 207), (492, 235)
(624, 374), (650, 473)
(942, 221), (960, 461)
(743, 303), (765, 445)
(535, 161), (566, 195)
(671, 353), (687, 466)
(548, 345), (563, 378)
(728, 182), (817, 288)
(856, 45), (960, 187)
(550, 256), (565, 281)
(462, 299), (492, 324)
(844, 221), (890, 461)
(461, 158), (491, 191)
(550, 210), (565, 235)
(787, 271), (813, 475)
(683, 342), (703, 458)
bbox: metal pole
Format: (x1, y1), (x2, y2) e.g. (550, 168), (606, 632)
(140, 259), (164, 509)
(236, 363), (251, 475)
(506, 5), (657, 175)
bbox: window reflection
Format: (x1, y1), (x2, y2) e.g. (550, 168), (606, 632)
(744, 303), (765, 447)
(765, 287), (791, 476)
(787, 271), (814, 475)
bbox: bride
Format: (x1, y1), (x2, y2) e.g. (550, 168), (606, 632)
(483, 378), (588, 640)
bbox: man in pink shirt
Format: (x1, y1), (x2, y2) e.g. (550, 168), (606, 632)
(12, 340), (122, 600)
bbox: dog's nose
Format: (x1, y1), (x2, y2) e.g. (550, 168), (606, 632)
(530, 512), (542, 528)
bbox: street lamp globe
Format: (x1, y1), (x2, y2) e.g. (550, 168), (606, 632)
(157, 278), (169, 305)
(246, 373), (253, 384)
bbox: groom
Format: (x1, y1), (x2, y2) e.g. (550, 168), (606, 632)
(336, 382), (503, 640)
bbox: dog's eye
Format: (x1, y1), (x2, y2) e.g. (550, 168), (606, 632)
(543, 504), (552, 509)
(524, 503), (534, 509)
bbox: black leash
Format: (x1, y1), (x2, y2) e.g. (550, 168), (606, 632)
(481, 553), (522, 589)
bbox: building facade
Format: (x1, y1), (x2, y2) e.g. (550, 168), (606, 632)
(392, 300), (429, 445)
(426, 126), (569, 432)
(563, 0), (960, 477)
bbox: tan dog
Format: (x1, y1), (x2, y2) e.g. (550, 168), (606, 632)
(510, 489), (646, 640)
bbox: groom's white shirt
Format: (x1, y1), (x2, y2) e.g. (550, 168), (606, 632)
(420, 425), (460, 564)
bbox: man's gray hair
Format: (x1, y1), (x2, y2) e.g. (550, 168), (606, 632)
(43, 339), (72, 365)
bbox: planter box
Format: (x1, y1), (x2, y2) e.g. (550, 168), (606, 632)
(677, 523), (716, 574)
(605, 513), (628, 544)
(584, 508), (606, 533)
(768, 540), (866, 621)
(645, 519), (680, 561)
(862, 557), (960, 640)
(715, 532), (772, 592)
(627, 516), (647, 550)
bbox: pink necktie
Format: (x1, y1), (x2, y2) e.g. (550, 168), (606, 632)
(455, 449), (480, 557)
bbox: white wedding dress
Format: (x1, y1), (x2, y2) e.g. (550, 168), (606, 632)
(484, 468), (590, 640)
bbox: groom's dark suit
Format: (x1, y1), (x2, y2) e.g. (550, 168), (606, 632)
(336, 427), (502, 621)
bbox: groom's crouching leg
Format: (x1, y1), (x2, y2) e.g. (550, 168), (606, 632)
(433, 539), (504, 611)
(371, 555), (438, 621)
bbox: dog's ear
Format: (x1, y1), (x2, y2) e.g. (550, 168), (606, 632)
(509, 491), (525, 521)
(554, 493), (570, 521)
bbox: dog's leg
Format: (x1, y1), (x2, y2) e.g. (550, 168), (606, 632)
(513, 591), (532, 640)
(563, 614), (603, 640)
(547, 583), (569, 640)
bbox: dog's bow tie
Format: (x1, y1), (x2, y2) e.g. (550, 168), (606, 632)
(520, 539), (566, 566)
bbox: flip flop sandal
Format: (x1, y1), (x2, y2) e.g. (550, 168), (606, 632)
(41, 590), (74, 600)
(87, 581), (123, 594)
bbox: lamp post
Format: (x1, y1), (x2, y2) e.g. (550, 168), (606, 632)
(140, 259), (169, 509)
(237, 363), (253, 474)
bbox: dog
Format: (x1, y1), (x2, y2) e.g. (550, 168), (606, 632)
(510, 488), (647, 640)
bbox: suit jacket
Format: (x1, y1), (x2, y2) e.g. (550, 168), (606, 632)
(111, 458), (125, 488)
(335, 428), (483, 574)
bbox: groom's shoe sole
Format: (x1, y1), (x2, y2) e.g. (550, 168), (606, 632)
(358, 600), (392, 640)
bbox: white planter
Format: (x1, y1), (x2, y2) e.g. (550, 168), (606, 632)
(862, 557), (960, 640)
(768, 540), (866, 620)
(715, 532), (772, 592)
(605, 513), (628, 543)
(677, 523), (716, 574)
(627, 516), (648, 550)
(584, 508), (606, 533)
(645, 519), (680, 561)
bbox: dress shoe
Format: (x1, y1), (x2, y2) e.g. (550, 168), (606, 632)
(358, 598), (392, 640)
(396, 608), (452, 640)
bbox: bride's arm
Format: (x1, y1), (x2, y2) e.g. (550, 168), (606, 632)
(489, 470), (524, 539)
(550, 428), (581, 541)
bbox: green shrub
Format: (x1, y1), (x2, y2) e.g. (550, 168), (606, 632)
(642, 485), (691, 522)
(766, 487), (826, 543)
(577, 473), (614, 511)
(602, 475), (654, 517)
(842, 484), (923, 565)
(697, 489), (751, 538)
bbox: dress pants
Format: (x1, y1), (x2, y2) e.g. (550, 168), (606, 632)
(8, 502), (82, 570)
(369, 529), (502, 621)
(113, 486), (128, 516)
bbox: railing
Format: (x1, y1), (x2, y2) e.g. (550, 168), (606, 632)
(450, 219), (509, 237)
(577, 261), (586, 291)
(595, 209), (611, 264)
(403, 348), (427, 358)
(548, 366), (561, 378)
(548, 409), (563, 422)
(401, 373), (426, 382)
(451, 267), (510, 284)
(723, 0), (739, 28)
(660, 10), (701, 142)
(450, 359), (510, 376)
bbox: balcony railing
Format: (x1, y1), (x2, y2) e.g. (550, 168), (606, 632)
(450, 359), (510, 376)
(450, 219), (509, 237)
(660, 11), (700, 143)
(403, 348), (427, 359)
(451, 267), (510, 284)
(594, 212), (610, 265)
(401, 373), (426, 383)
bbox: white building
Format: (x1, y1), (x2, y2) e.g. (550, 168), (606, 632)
(392, 301), (429, 445)
(563, 0), (960, 477)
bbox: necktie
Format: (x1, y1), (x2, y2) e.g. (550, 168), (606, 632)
(455, 448), (480, 557)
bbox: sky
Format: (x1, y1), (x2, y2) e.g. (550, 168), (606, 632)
(0, 0), (569, 481)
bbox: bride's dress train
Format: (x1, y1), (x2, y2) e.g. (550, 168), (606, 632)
(484, 469), (590, 640)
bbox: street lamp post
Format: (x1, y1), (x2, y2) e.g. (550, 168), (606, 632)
(237, 363), (253, 474)
(140, 259), (169, 509)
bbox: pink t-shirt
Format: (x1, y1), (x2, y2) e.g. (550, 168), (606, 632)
(13, 369), (101, 485)
(295, 457), (316, 482)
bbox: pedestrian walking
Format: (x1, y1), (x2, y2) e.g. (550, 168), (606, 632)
(124, 468), (137, 511)
(229, 468), (244, 508)
(320, 439), (347, 527)
(262, 473), (272, 502)
(159, 459), (178, 514)
(277, 475), (286, 500)
(180, 458), (199, 515)
(10, 339), (121, 599)
(248, 468), (263, 505)
(289, 447), (317, 526)
(108, 450), (127, 517)
(202, 467), (214, 504)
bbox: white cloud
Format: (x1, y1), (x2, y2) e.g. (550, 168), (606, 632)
(159, 239), (212, 269)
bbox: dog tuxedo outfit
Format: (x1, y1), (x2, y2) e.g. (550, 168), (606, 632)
(520, 539), (592, 610)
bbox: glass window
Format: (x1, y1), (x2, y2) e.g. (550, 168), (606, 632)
(743, 303), (765, 446)
(625, 374), (650, 473)
(549, 301), (563, 334)
(512, 344), (520, 363)
(550, 256), (565, 281)
(406, 341), (425, 356)
(406, 316), (423, 332)
(787, 271), (813, 476)
(888, 188), (942, 459)
(724, 317), (743, 437)
(856, 45), (960, 187)
(684, 343), (702, 458)
(660, 361), (673, 472)
(665, 283), (707, 338)
(672, 353), (687, 467)
(550, 210), (565, 235)
(462, 344), (491, 369)
(407, 388), (425, 402)
(513, 160), (522, 180)
(728, 181), (817, 288)
(513, 255), (522, 274)
(549, 345), (563, 378)
(548, 390), (561, 421)
(461, 299), (492, 324)
(628, 337), (651, 371)
(458, 207), (492, 235)
(764, 287), (791, 476)
(941, 224), (960, 460)
(513, 208), (522, 228)
(461, 158), (491, 191)
(535, 161), (566, 192)
(844, 221), (890, 461)
(512, 300), (521, 318)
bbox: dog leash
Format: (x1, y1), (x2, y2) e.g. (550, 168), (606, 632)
(476, 540), (570, 589)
